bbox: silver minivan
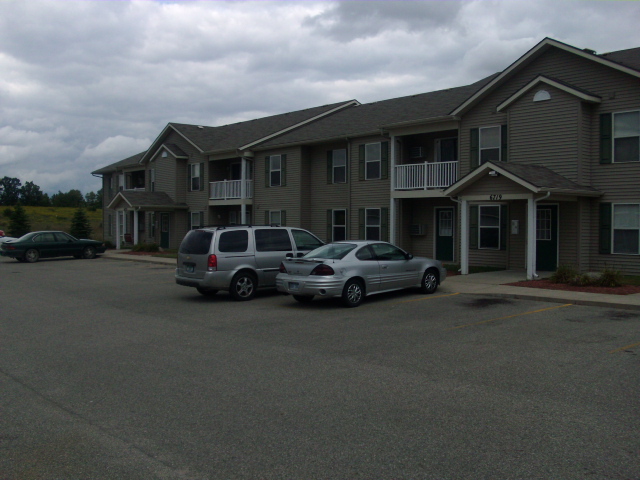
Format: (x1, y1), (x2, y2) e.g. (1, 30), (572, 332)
(175, 225), (324, 300)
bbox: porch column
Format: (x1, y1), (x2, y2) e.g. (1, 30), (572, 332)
(115, 210), (121, 250)
(460, 199), (469, 275)
(526, 196), (536, 280)
(133, 210), (139, 245)
(389, 198), (397, 245)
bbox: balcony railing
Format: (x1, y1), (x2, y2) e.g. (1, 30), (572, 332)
(209, 179), (253, 200)
(394, 161), (458, 190)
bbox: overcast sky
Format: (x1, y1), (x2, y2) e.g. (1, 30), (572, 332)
(1, 0), (639, 196)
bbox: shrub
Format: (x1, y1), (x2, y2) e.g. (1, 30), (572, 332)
(550, 265), (578, 284)
(597, 267), (622, 288)
(132, 242), (160, 252)
(570, 273), (593, 287)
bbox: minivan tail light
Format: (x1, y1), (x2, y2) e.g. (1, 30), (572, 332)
(311, 264), (334, 276)
(207, 254), (217, 271)
(279, 262), (287, 274)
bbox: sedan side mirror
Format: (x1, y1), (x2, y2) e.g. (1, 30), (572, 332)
(405, 253), (414, 260)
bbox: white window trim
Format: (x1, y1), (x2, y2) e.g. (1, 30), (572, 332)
(189, 163), (201, 191)
(332, 149), (347, 184)
(365, 143), (382, 180)
(191, 211), (203, 230)
(269, 155), (282, 187)
(478, 204), (501, 250)
(612, 110), (640, 163)
(612, 203), (640, 255)
(332, 209), (347, 241)
(435, 137), (458, 163)
(365, 208), (381, 240)
(479, 126), (501, 164)
(269, 210), (283, 225)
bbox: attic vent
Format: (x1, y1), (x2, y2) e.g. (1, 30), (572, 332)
(410, 146), (424, 159)
(533, 90), (551, 102)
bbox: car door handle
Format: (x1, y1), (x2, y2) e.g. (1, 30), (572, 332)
(381, 265), (388, 269)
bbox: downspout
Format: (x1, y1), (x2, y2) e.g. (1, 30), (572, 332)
(450, 196), (464, 274)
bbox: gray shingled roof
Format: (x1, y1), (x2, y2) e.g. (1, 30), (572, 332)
(107, 191), (188, 209)
(257, 74), (500, 149)
(601, 46), (640, 72)
(496, 163), (600, 194)
(92, 151), (146, 175)
(169, 100), (357, 153)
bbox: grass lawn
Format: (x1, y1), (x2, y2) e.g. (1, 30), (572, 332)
(0, 206), (104, 240)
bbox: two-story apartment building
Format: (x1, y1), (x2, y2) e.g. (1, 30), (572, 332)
(93, 38), (640, 278)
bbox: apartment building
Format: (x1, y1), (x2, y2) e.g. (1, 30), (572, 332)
(93, 38), (640, 277)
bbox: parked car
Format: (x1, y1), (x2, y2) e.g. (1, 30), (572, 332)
(0, 231), (106, 263)
(175, 225), (324, 300)
(0, 234), (16, 244)
(276, 241), (447, 307)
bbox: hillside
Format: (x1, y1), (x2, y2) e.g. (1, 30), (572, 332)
(0, 207), (104, 240)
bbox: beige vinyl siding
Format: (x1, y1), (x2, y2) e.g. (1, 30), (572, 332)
(507, 201), (526, 269)
(462, 174), (530, 197)
(399, 198), (458, 260)
(508, 87), (581, 181)
(254, 147), (303, 227)
(300, 147), (313, 233)
(557, 202), (579, 268)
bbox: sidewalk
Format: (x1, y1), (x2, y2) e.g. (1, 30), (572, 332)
(102, 250), (640, 311)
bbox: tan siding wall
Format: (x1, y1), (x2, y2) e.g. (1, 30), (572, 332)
(557, 202), (579, 268)
(508, 201), (526, 269)
(462, 174), (530, 196)
(400, 198), (458, 260)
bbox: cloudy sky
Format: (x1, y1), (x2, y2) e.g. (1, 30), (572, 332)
(1, 0), (639, 196)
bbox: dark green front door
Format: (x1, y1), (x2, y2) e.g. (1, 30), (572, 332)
(160, 213), (170, 249)
(536, 205), (558, 271)
(435, 207), (454, 262)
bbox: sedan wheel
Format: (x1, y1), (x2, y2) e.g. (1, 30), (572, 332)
(342, 279), (364, 308)
(24, 249), (40, 263)
(420, 268), (439, 294)
(230, 272), (257, 301)
(82, 246), (97, 259)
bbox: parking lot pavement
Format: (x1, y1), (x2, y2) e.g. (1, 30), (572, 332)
(1, 256), (639, 479)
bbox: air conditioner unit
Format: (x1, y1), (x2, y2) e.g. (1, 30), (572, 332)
(409, 224), (425, 235)
(410, 147), (424, 159)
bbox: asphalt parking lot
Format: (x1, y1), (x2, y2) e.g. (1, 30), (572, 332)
(1, 255), (639, 479)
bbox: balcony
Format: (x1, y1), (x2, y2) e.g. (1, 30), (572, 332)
(209, 179), (253, 200)
(394, 161), (458, 190)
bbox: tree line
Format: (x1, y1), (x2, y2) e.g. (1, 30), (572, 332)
(0, 176), (102, 209)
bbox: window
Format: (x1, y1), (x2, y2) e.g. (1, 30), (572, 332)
(269, 210), (283, 226)
(332, 209), (347, 241)
(613, 204), (640, 254)
(479, 205), (500, 249)
(189, 163), (202, 191)
(536, 208), (552, 241)
(190, 211), (203, 230)
(439, 210), (453, 237)
(370, 243), (406, 260)
(613, 111), (640, 163)
(218, 230), (249, 253)
(436, 138), (458, 163)
(292, 229), (323, 251)
(365, 208), (381, 241)
(365, 143), (381, 179)
(332, 149), (347, 183)
(269, 155), (282, 186)
(479, 126), (501, 164)
(255, 229), (292, 251)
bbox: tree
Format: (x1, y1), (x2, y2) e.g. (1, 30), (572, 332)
(8, 204), (31, 237)
(70, 208), (92, 239)
(20, 181), (47, 206)
(51, 189), (85, 208)
(0, 177), (22, 206)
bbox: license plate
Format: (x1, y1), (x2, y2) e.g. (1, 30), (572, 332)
(288, 282), (299, 291)
(185, 264), (195, 273)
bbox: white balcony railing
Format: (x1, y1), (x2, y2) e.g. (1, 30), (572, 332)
(209, 179), (253, 200)
(394, 161), (458, 190)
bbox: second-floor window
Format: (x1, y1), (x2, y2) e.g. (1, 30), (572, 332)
(329, 149), (347, 183)
(479, 126), (501, 164)
(266, 155), (286, 187)
(189, 163), (203, 191)
(365, 143), (381, 180)
(613, 111), (640, 163)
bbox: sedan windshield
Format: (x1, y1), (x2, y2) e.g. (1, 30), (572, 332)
(303, 243), (356, 260)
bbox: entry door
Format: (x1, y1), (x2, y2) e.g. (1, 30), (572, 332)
(435, 207), (455, 262)
(160, 213), (170, 249)
(536, 205), (558, 271)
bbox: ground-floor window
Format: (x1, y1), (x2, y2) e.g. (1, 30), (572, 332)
(266, 210), (286, 226)
(613, 204), (640, 254)
(479, 205), (500, 249)
(190, 211), (203, 230)
(366, 208), (381, 241)
(332, 209), (347, 241)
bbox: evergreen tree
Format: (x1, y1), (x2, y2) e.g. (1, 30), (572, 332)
(70, 208), (92, 239)
(8, 204), (31, 237)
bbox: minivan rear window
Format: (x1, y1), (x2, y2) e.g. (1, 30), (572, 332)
(179, 230), (213, 254)
(218, 230), (248, 252)
(254, 229), (292, 251)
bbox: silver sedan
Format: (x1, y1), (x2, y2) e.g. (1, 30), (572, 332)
(276, 240), (447, 307)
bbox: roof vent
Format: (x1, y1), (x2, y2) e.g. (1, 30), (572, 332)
(197, 125), (204, 129)
(583, 48), (596, 55)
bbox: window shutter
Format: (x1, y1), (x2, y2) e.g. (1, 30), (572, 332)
(281, 155), (287, 187)
(327, 151), (333, 184)
(600, 114), (612, 164)
(359, 144), (365, 181)
(327, 210), (332, 241)
(381, 142), (389, 180)
(469, 205), (479, 249)
(265, 156), (270, 187)
(264, 210), (270, 225)
(359, 209), (365, 239)
(470, 128), (479, 168)
(500, 204), (508, 250)
(381, 207), (389, 241)
(501, 125), (508, 162)
(599, 203), (612, 254)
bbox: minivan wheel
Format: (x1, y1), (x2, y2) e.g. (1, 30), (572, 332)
(197, 287), (219, 297)
(342, 279), (364, 308)
(420, 268), (439, 294)
(230, 272), (257, 301)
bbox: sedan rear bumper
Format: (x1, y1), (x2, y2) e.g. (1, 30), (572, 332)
(276, 275), (345, 298)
